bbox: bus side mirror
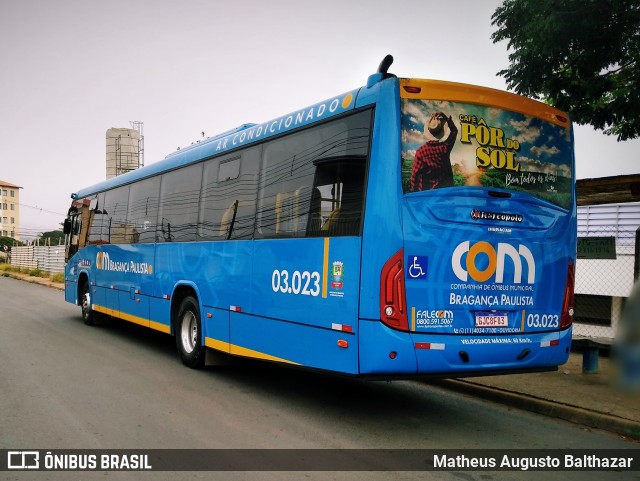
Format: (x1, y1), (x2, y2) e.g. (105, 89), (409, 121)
(63, 219), (72, 235)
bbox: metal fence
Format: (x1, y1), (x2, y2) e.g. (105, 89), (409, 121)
(9, 244), (66, 274)
(575, 202), (640, 339)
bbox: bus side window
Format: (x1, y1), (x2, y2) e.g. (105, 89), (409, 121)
(127, 176), (160, 244)
(320, 181), (364, 237)
(87, 193), (105, 245)
(257, 109), (371, 239)
(307, 187), (323, 234)
(158, 163), (202, 243)
(199, 147), (259, 241)
(103, 185), (131, 245)
(86, 187), (129, 245)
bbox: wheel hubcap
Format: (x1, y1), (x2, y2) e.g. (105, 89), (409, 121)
(181, 311), (197, 353)
(82, 291), (91, 318)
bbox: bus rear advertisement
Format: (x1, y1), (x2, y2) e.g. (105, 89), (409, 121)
(64, 56), (576, 378)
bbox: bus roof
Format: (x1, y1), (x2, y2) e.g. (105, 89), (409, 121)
(399, 78), (570, 129)
(72, 75), (571, 200)
(72, 87), (361, 199)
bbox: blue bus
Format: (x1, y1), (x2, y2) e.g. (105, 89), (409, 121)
(64, 56), (576, 377)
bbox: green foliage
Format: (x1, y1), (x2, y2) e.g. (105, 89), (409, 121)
(38, 229), (65, 245)
(49, 273), (65, 283)
(492, 0), (640, 140)
(0, 236), (22, 251)
(479, 170), (508, 189)
(401, 157), (413, 192)
(453, 173), (466, 187)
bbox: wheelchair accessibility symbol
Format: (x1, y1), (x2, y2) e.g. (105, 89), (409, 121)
(407, 255), (428, 280)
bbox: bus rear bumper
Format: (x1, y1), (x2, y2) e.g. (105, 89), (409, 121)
(359, 319), (572, 377)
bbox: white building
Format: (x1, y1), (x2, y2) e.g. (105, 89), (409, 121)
(574, 175), (640, 339)
(0, 180), (21, 240)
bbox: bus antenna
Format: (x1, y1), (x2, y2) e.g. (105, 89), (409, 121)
(367, 54), (395, 88)
(377, 54), (393, 74)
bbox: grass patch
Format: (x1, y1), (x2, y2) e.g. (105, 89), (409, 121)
(0, 264), (62, 280)
(49, 273), (65, 283)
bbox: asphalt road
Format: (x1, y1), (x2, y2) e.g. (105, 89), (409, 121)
(0, 277), (637, 481)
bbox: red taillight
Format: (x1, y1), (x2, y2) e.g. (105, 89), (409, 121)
(380, 250), (408, 331)
(403, 86), (422, 94)
(560, 260), (575, 329)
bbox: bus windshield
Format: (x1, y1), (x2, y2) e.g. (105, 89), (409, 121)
(400, 87), (573, 209)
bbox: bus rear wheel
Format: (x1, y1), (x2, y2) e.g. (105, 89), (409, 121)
(176, 296), (205, 368)
(81, 283), (95, 326)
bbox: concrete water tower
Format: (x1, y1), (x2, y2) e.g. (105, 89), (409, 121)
(106, 121), (144, 179)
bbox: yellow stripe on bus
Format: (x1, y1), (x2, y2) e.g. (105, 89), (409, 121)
(93, 306), (298, 365)
(93, 304), (170, 333)
(322, 237), (329, 298)
(225, 341), (300, 365)
(412, 307), (416, 332)
(149, 320), (171, 334)
(205, 337), (230, 354)
(322, 237), (329, 299)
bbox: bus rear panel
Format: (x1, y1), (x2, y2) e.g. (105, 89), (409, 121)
(358, 78), (575, 377)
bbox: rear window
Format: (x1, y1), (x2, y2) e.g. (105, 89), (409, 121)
(401, 98), (573, 209)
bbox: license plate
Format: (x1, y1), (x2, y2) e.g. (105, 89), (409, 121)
(475, 311), (509, 327)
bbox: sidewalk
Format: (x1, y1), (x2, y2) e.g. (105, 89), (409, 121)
(435, 352), (640, 440)
(3, 271), (65, 291)
(7, 272), (640, 440)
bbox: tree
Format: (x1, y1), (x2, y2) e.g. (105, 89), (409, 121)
(491, 0), (640, 140)
(38, 229), (65, 245)
(0, 236), (22, 252)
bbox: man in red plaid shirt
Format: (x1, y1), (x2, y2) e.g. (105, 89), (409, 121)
(410, 112), (458, 191)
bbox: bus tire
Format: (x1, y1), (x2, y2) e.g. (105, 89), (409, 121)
(176, 296), (206, 369)
(80, 282), (95, 326)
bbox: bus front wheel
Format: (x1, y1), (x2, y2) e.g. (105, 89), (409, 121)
(81, 283), (95, 326)
(176, 296), (205, 369)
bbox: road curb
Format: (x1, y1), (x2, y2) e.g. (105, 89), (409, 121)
(433, 379), (640, 441)
(3, 273), (64, 291)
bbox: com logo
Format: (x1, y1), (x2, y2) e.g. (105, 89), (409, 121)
(452, 240), (535, 284)
(96, 252), (104, 270)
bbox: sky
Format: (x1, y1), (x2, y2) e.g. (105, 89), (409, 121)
(1, 0), (638, 240)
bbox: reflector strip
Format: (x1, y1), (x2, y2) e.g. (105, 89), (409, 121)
(415, 342), (445, 350)
(331, 323), (353, 333)
(162, 294), (170, 300)
(541, 339), (560, 348)
(230, 305), (242, 312)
